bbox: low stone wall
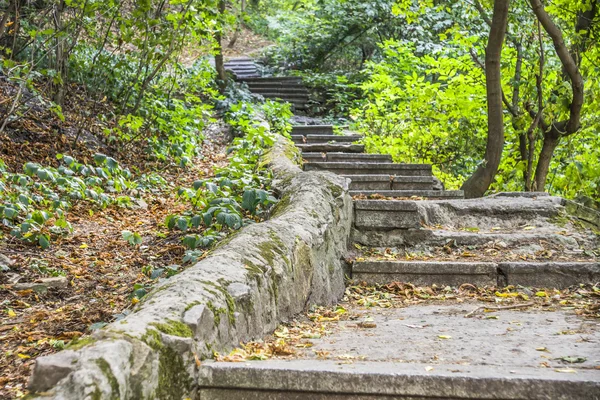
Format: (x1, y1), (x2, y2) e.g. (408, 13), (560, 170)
(28, 136), (352, 399)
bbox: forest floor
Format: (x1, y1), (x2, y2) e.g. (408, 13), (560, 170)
(0, 83), (230, 398)
(0, 22), (273, 398)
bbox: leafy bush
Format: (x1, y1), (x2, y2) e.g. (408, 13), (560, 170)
(0, 154), (161, 248)
(165, 100), (292, 256)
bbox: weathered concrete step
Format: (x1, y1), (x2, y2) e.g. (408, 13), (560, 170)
(498, 261), (600, 287)
(236, 74), (261, 79)
(353, 261), (497, 286)
(351, 228), (586, 248)
(225, 61), (256, 66)
(243, 77), (302, 83)
(297, 143), (365, 153)
(351, 189), (464, 199)
(246, 83), (307, 90)
(199, 356), (600, 399)
(258, 92), (309, 99)
(355, 200), (420, 230)
(261, 95), (310, 103)
(292, 134), (361, 144)
(352, 260), (600, 288)
(291, 125), (334, 135)
(225, 57), (255, 62)
(343, 175), (433, 190)
(252, 85), (310, 96)
(302, 153), (392, 163)
(305, 162), (432, 176)
(225, 64), (257, 69)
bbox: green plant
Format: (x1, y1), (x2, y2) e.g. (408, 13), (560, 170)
(121, 230), (143, 246)
(165, 100), (291, 259)
(0, 153), (158, 249)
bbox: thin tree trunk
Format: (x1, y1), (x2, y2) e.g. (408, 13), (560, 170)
(461, 0), (510, 198)
(534, 126), (561, 190)
(52, 0), (67, 106)
(215, 0), (227, 93)
(529, 0), (586, 190)
(228, 0), (246, 49)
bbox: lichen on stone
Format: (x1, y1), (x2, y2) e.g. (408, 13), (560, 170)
(94, 358), (120, 399)
(150, 319), (193, 338)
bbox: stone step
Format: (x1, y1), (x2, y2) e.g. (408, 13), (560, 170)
(225, 64), (256, 69)
(250, 87), (309, 95)
(352, 260), (600, 288)
(353, 260), (497, 286)
(243, 77), (302, 83)
(354, 200), (420, 230)
(351, 189), (464, 199)
(199, 347), (600, 399)
(233, 71), (260, 80)
(258, 92), (309, 99)
(305, 162), (432, 176)
(296, 143), (365, 153)
(291, 125), (334, 135)
(224, 61), (255, 66)
(302, 153), (393, 163)
(225, 57), (254, 62)
(351, 228), (587, 248)
(292, 134), (361, 144)
(261, 94), (310, 103)
(246, 83), (307, 90)
(343, 175), (433, 190)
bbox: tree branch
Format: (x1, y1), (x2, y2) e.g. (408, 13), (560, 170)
(529, 0), (583, 135)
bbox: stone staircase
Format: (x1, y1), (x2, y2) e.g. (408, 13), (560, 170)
(242, 77), (310, 111)
(224, 57), (260, 79)
(197, 124), (600, 400)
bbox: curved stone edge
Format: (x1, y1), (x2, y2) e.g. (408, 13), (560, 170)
(27, 135), (352, 399)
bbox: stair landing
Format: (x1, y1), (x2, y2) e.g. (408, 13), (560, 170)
(199, 296), (600, 399)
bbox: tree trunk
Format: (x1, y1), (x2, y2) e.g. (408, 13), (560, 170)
(534, 125), (562, 190)
(461, 0), (510, 198)
(53, 0), (67, 106)
(228, 0), (246, 49)
(529, 0), (586, 190)
(215, 0), (227, 93)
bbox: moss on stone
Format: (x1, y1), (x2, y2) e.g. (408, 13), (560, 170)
(95, 358), (120, 399)
(66, 336), (96, 351)
(150, 319), (193, 338)
(184, 301), (202, 312)
(325, 179), (343, 198)
(206, 300), (227, 327)
(243, 259), (266, 277)
(91, 386), (102, 400)
(271, 192), (292, 218)
(141, 329), (193, 400)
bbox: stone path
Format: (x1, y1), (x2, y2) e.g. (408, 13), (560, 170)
(197, 124), (600, 399)
(226, 60), (311, 110)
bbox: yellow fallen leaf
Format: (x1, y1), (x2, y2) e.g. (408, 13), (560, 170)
(535, 291), (547, 297)
(131, 297), (140, 304)
(7, 309), (16, 317)
(80, 243), (88, 249)
(17, 353), (30, 359)
(523, 226), (536, 230)
(425, 366), (434, 371)
(438, 335), (452, 340)
(555, 368), (577, 373)
(536, 347), (549, 352)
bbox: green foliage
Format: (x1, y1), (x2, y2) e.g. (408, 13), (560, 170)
(121, 230), (143, 246)
(165, 100), (292, 256)
(351, 40), (486, 189)
(0, 154), (158, 248)
(253, 0), (599, 200)
(1, 1), (230, 166)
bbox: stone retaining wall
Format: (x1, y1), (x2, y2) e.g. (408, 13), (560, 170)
(28, 135), (352, 399)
